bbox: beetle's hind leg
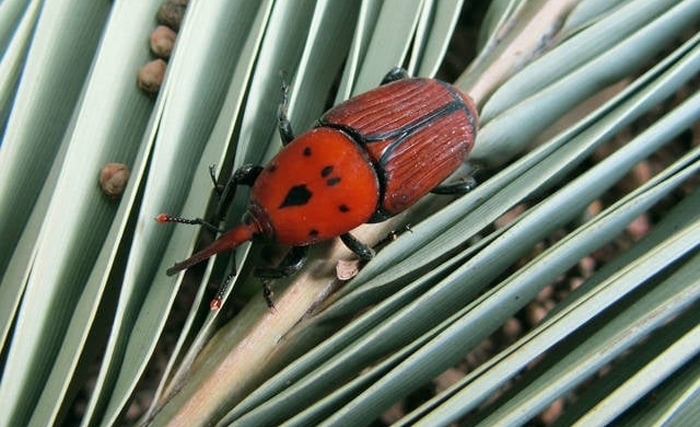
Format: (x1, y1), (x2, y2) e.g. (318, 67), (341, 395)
(431, 175), (477, 195)
(254, 245), (310, 308)
(381, 67), (410, 85)
(277, 71), (295, 145)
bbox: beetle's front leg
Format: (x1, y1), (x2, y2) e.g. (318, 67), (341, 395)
(254, 245), (310, 307)
(277, 72), (295, 145)
(216, 163), (263, 221)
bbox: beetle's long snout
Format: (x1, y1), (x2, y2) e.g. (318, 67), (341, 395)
(166, 223), (257, 275)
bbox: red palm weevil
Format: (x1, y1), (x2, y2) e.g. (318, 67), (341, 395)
(158, 67), (478, 309)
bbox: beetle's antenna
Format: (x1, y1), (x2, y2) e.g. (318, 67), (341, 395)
(155, 213), (223, 233)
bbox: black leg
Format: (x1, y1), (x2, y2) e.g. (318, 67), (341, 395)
(278, 71), (295, 146)
(254, 245), (310, 307)
(215, 163), (263, 221)
(340, 233), (375, 261)
(209, 164), (224, 196)
(431, 176), (477, 195)
(381, 67), (409, 85)
(372, 225), (413, 251)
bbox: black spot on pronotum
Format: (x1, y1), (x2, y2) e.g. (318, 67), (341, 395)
(309, 229), (319, 239)
(339, 204), (350, 212)
(267, 164), (277, 173)
(279, 184), (313, 208)
(303, 147), (312, 156)
(321, 165), (334, 177)
(326, 177), (341, 186)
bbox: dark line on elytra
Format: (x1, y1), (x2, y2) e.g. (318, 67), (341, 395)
(319, 100), (463, 145)
(438, 80), (478, 130)
(376, 101), (464, 165)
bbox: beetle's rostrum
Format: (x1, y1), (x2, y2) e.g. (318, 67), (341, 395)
(158, 68), (478, 309)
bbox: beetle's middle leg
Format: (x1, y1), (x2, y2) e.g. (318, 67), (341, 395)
(340, 233), (375, 261)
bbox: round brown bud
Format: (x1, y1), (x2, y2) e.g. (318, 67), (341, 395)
(100, 163), (130, 198)
(150, 25), (177, 58)
(157, 2), (186, 31)
(137, 59), (166, 95)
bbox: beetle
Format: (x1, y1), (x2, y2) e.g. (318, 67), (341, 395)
(158, 67), (478, 309)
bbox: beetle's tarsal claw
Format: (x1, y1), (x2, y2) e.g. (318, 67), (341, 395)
(262, 280), (276, 309)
